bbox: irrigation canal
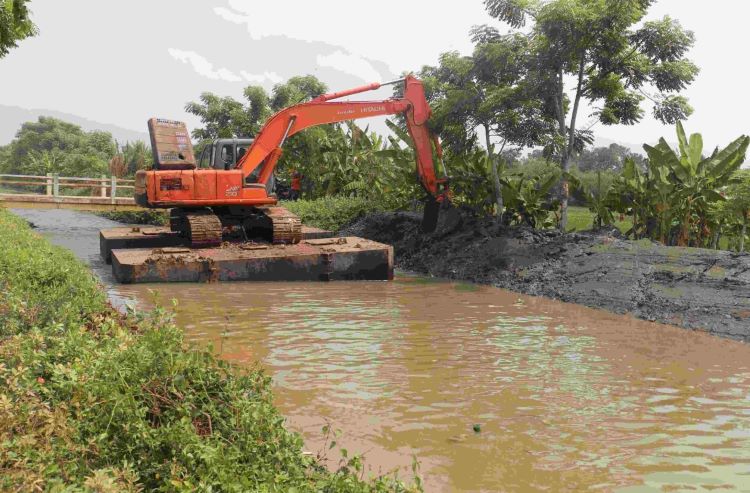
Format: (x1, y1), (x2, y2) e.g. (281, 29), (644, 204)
(13, 208), (750, 492)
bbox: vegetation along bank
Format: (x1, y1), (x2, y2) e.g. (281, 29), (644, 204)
(97, 196), (386, 233)
(0, 209), (420, 492)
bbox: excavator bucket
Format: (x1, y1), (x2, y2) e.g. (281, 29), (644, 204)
(421, 197), (442, 233)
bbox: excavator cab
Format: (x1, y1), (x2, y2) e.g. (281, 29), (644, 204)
(197, 139), (254, 171)
(195, 138), (275, 194)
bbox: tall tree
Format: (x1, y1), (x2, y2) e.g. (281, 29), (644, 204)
(482, 0), (699, 229)
(120, 141), (153, 175)
(185, 94), (256, 140)
(420, 31), (556, 218)
(0, 117), (118, 176)
(186, 76), (337, 174)
(186, 76), (329, 141)
(0, 0), (36, 58)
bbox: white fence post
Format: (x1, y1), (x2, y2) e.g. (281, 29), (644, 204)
(100, 174), (107, 197)
(110, 175), (117, 203)
(46, 173), (53, 196)
(52, 174), (59, 197)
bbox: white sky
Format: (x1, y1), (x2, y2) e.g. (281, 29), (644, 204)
(0, 0), (747, 151)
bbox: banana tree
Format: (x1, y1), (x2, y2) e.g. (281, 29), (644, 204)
(643, 122), (749, 246)
(581, 171), (615, 229)
(316, 122), (399, 202)
(725, 169), (750, 252)
(501, 170), (560, 228)
(609, 158), (654, 239)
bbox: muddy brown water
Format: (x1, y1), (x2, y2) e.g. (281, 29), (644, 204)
(14, 209), (750, 492)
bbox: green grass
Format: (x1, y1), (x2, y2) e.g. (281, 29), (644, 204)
(564, 206), (632, 234)
(96, 209), (169, 226)
(0, 209), (420, 492)
(281, 196), (386, 231)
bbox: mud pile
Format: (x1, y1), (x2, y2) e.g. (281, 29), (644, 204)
(342, 210), (750, 341)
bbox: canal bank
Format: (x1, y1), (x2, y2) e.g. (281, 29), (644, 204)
(343, 211), (750, 342)
(10, 208), (750, 492)
(0, 209), (418, 492)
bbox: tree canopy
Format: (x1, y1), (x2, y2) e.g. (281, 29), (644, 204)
(481, 0), (699, 228)
(185, 75), (328, 141)
(419, 32), (557, 217)
(0, 117), (118, 176)
(573, 143), (643, 173)
(0, 0), (37, 58)
(185, 75), (338, 175)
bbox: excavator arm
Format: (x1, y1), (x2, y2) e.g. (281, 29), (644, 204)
(235, 75), (450, 205)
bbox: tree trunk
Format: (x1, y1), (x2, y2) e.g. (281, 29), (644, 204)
(560, 153), (570, 230)
(711, 227), (720, 250)
(485, 125), (504, 222)
(559, 57), (586, 232)
(741, 219), (747, 253)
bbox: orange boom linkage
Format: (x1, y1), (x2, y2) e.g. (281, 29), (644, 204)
(135, 75), (450, 247)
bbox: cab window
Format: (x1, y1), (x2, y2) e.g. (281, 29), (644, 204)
(198, 145), (211, 168)
(237, 145), (248, 164)
(218, 144), (234, 170)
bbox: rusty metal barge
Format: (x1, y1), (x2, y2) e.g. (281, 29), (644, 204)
(100, 226), (393, 283)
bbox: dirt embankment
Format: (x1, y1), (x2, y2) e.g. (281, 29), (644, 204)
(341, 210), (750, 342)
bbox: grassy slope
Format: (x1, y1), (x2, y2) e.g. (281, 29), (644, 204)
(0, 209), (418, 492)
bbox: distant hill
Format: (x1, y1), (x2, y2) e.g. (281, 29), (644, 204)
(0, 105), (149, 146)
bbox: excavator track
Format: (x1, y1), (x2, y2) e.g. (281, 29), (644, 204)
(181, 209), (223, 248)
(187, 211), (223, 247)
(258, 206), (302, 244)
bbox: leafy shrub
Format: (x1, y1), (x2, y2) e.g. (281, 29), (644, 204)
(569, 167), (618, 207)
(608, 123), (749, 246)
(281, 196), (387, 232)
(441, 150), (496, 213)
(0, 213), (105, 335)
(721, 169), (750, 252)
(96, 209), (169, 226)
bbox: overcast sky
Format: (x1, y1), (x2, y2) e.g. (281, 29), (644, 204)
(1, 0), (747, 151)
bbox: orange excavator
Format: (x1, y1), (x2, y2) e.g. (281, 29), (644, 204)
(134, 75), (450, 247)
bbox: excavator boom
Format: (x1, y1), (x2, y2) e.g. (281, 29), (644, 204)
(235, 75), (448, 202)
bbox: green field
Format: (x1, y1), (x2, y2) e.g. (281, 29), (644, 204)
(564, 206), (632, 234)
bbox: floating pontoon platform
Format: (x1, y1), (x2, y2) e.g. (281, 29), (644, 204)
(110, 237), (393, 283)
(99, 225), (333, 263)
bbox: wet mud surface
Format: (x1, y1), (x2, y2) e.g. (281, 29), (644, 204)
(342, 211), (750, 341)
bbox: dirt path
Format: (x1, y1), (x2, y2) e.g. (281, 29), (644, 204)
(342, 210), (750, 342)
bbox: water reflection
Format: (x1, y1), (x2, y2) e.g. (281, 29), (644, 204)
(113, 279), (750, 492)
